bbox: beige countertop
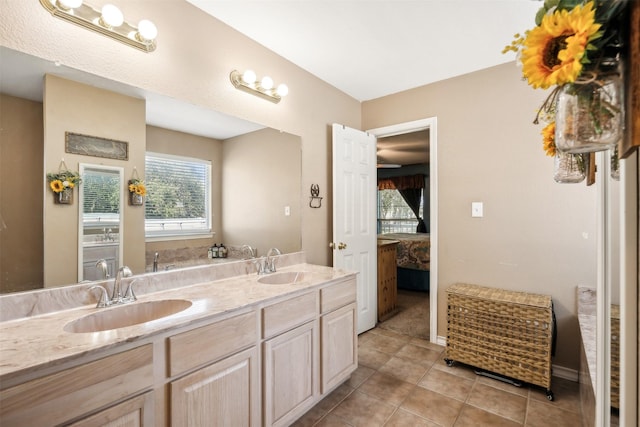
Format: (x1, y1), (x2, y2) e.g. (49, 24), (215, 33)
(0, 260), (355, 384)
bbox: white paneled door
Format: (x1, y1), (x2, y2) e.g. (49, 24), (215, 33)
(332, 124), (377, 334)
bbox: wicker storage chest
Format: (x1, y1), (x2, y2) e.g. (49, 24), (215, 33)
(445, 283), (555, 400)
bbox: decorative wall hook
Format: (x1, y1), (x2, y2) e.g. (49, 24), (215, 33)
(309, 184), (322, 208)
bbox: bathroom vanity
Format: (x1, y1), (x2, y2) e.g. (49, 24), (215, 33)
(0, 254), (357, 426)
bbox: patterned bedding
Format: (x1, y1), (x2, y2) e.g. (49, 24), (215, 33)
(377, 233), (430, 271)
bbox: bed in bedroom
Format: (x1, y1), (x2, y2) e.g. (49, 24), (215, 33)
(377, 232), (430, 292)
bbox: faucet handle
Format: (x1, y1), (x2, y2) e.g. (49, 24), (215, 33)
(123, 279), (140, 303)
(254, 257), (267, 275)
(89, 285), (110, 308)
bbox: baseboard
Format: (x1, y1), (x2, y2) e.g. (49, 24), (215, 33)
(436, 335), (579, 383)
(552, 364), (579, 382)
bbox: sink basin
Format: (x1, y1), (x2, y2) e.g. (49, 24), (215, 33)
(64, 299), (192, 333)
(258, 271), (308, 285)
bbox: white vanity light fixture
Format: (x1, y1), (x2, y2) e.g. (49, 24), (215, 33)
(39, 0), (158, 52)
(229, 69), (289, 104)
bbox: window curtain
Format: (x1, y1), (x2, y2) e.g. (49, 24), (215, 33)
(377, 174), (427, 233)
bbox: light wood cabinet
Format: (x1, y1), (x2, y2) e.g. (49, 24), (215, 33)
(321, 302), (357, 393)
(68, 391), (153, 427)
(263, 320), (319, 427)
(377, 240), (399, 321)
(171, 347), (260, 427)
(0, 345), (153, 427)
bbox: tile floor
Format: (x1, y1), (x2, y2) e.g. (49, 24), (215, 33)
(293, 327), (585, 427)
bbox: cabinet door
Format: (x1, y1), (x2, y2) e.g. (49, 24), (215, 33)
(68, 391), (153, 427)
(263, 320), (319, 427)
(171, 346), (260, 427)
(321, 303), (357, 393)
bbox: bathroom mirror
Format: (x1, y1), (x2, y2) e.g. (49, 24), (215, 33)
(78, 164), (124, 282)
(0, 47), (302, 293)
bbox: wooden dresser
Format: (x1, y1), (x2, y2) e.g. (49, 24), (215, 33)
(377, 240), (399, 321)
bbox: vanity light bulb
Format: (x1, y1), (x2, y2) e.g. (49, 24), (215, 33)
(137, 19), (158, 41)
(261, 76), (274, 90)
(242, 70), (257, 85)
(101, 4), (124, 28)
(276, 84), (289, 97)
(58, 0), (83, 9)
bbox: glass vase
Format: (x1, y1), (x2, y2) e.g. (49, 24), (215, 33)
(554, 152), (586, 184)
(129, 192), (144, 206)
(555, 65), (624, 154)
(54, 188), (74, 204)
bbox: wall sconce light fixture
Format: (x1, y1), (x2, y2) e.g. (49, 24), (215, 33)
(230, 70), (289, 103)
(39, 0), (158, 52)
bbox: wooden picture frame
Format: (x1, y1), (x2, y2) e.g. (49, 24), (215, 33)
(65, 132), (129, 161)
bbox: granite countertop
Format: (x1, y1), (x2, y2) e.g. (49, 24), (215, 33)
(0, 261), (354, 384)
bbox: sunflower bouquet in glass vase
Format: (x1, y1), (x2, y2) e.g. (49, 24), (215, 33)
(505, 0), (627, 154)
(128, 178), (147, 206)
(47, 169), (82, 204)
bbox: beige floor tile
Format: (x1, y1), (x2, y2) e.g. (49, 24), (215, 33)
(359, 332), (408, 355)
(418, 367), (475, 401)
(378, 355), (429, 384)
(454, 404), (522, 427)
(368, 327), (412, 342)
(409, 337), (445, 353)
(529, 376), (581, 414)
(292, 383), (354, 427)
(401, 387), (464, 426)
(467, 383), (527, 423)
(384, 408), (441, 427)
(525, 399), (583, 427)
(396, 343), (442, 366)
(315, 413), (355, 426)
(432, 359), (479, 381)
(347, 365), (376, 388)
(358, 346), (392, 369)
(330, 390), (396, 427)
(476, 374), (530, 397)
(357, 371), (414, 405)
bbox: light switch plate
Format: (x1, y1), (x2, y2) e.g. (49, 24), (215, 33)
(471, 202), (483, 218)
(284, 206), (291, 216)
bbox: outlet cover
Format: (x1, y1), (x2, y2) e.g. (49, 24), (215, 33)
(471, 202), (483, 218)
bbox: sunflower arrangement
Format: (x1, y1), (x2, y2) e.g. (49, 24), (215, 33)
(46, 170), (81, 194)
(128, 179), (147, 196)
(504, 0), (626, 155)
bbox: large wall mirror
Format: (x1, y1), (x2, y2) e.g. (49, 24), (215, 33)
(0, 46), (302, 293)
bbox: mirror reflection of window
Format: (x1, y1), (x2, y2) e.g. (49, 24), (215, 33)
(79, 164), (123, 282)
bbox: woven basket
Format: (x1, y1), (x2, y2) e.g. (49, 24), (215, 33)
(446, 283), (554, 393)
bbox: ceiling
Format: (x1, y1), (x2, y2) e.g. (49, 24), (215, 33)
(186, 0), (540, 101)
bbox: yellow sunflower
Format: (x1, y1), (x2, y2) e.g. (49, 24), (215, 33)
(134, 183), (147, 196)
(128, 183), (137, 193)
(50, 180), (64, 193)
(521, 1), (601, 89)
(542, 122), (556, 157)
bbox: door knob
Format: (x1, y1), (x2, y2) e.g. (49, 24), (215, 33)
(329, 242), (336, 250)
(338, 242), (347, 250)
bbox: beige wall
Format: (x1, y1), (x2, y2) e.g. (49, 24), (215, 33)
(0, 94), (43, 293)
(43, 75), (146, 286)
(0, 0), (361, 266)
(363, 62), (598, 370)
(222, 128), (302, 256)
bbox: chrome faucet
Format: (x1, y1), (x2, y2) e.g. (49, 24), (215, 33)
(112, 266), (132, 303)
(241, 244), (256, 259)
(266, 247), (281, 273)
(153, 252), (159, 272)
(95, 259), (109, 280)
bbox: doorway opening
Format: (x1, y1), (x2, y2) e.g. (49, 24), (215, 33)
(368, 117), (438, 344)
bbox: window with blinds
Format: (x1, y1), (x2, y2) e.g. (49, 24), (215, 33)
(145, 152), (212, 237)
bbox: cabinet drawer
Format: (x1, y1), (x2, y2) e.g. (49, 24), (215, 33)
(0, 345), (153, 427)
(320, 278), (356, 314)
(168, 310), (258, 377)
(263, 292), (317, 339)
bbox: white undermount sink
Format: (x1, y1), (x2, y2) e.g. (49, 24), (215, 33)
(64, 299), (192, 333)
(257, 271), (308, 285)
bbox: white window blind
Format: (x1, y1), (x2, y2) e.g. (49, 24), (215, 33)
(145, 152), (212, 237)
